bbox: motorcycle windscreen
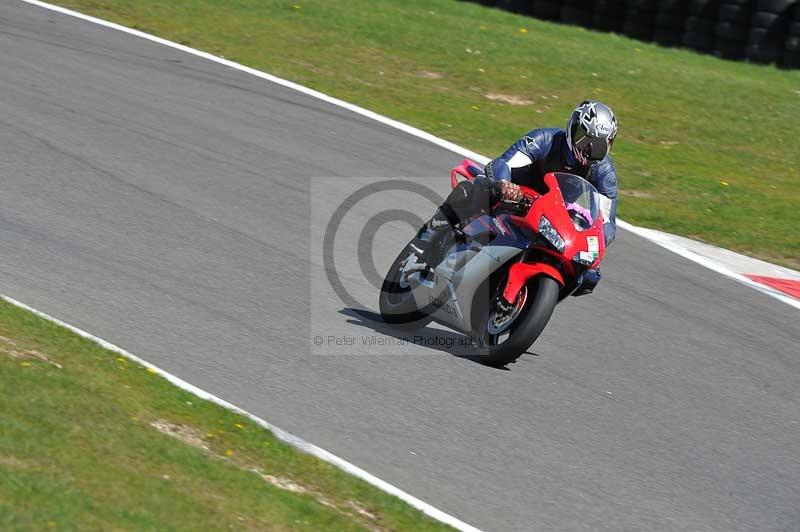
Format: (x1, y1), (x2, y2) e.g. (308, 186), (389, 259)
(553, 172), (601, 231)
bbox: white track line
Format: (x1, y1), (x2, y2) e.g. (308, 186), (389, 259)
(617, 221), (800, 310)
(1, 294), (483, 532)
(20, 0), (798, 311)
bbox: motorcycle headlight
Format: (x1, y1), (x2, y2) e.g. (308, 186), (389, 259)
(538, 216), (565, 253)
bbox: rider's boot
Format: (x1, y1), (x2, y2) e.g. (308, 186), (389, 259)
(573, 268), (601, 297)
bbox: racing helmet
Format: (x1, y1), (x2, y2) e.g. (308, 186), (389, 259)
(565, 100), (618, 166)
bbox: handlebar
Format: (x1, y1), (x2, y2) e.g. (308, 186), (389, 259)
(495, 195), (533, 216)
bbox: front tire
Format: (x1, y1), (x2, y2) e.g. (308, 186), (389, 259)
(475, 275), (560, 366)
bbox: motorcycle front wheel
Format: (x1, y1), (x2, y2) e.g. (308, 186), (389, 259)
(474, 275), (560, 366)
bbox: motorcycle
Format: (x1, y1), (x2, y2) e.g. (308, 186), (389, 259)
(379, 159), (609, 366)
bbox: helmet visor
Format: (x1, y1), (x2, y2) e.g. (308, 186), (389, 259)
(572, 129), (609, 162)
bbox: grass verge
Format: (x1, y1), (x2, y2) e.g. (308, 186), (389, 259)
(47, 0), (800, 267)
(0, 298), (452, 531)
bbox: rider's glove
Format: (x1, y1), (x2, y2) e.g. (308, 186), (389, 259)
(573, 268), (601, 297)
(492, 180), (523, 202)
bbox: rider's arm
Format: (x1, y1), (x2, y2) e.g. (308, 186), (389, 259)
(484, 129), (549, 183)
(591, 157), (618, 246)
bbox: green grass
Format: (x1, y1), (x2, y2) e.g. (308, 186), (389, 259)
(49, 0), (800, 267)
(0, 299), (452, 531)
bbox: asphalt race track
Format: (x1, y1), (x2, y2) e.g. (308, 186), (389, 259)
(1, 3), (798, 531)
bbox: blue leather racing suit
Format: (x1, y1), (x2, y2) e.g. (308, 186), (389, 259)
(485, 127), (618, 246)
(484, 127), (618, 294)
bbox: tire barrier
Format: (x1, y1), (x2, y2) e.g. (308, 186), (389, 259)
(785, 4), (800, 66)
(682, 0), (721, 52)
(460, 0), (800, 67)
(653, 0), (689, 47)
(592, 0), (626, 32)
(623, 0), (658, 41)
(561, 0), (594, 26)
(714, 0), (752, 59)
(531, 0), (561, 20)
(746, 0), (796, 63)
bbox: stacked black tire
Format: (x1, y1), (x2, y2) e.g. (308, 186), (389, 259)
(653, 0), (690, 46)
(746, 0), (796, 63)
(491, 0), (527, 15)
(592, 0), (626, 32)
(622, 0), (658, 40)
(531, 0), (561, 20)
(683, 0), (722, 52)
(782, 2), (800, 66)
(463, 0), (800, 69)
(561, 0), (594, 27)
(713, 0), (752, 59)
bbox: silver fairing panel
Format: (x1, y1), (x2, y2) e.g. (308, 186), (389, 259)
(407, 244), (522, 333)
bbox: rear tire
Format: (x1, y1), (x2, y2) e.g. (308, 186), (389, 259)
(379, 246), (432, 329)
(475, 276), (560, 367)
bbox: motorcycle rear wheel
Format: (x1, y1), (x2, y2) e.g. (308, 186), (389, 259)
(474, 275), (560, 366)
(379, 245), (433, 329)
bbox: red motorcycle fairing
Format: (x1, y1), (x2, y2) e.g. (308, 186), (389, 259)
(450, 159), (482, 187)
(503, 262), (565, 304)
(450, 159), (607, 304)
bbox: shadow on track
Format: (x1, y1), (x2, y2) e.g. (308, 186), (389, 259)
(339, 308), (540, 369)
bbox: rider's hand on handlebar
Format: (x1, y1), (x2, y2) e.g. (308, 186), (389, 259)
(495, 180), (523, 203)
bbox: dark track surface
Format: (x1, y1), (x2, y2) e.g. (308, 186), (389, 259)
(2, 3), (798, 530)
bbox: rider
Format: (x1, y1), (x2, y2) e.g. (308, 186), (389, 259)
(412, 100), (619, 296)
